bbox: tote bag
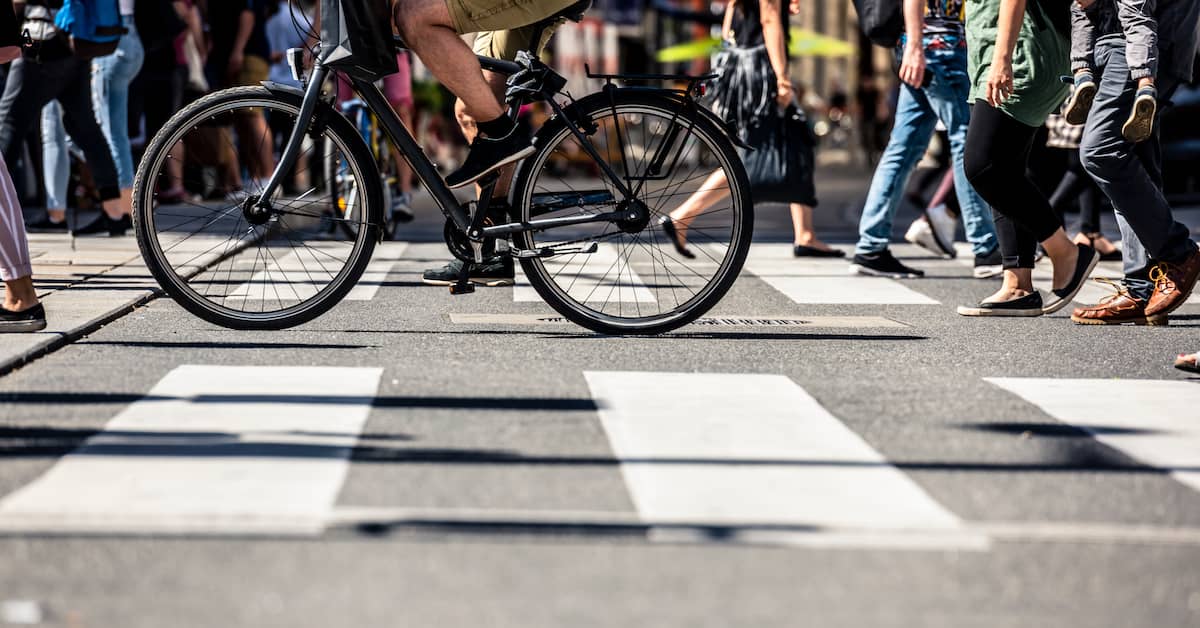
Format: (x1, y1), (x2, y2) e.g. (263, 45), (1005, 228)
(742, 105), (818, 206)
(321, 0), (398, 80)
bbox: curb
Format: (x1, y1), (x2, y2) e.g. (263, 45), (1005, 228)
(0, 287), (162, 378)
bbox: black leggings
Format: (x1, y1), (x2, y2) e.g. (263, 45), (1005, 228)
(964, 101), (1063, 269)
(1049, 148), (1103, 235)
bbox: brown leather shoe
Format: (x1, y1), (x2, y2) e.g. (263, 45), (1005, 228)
(1146, 248), (1200, 317)
(1071, 289), (1167, 326)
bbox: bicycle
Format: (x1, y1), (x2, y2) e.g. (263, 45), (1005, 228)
(132, 2), (753, 335)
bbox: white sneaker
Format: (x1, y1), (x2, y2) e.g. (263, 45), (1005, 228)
(904, 216), (954, 259)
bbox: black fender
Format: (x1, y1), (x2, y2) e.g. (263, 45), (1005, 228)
(260, 81), (352, 140)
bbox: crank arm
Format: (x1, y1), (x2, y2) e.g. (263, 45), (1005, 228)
(510, 241), (599, 259)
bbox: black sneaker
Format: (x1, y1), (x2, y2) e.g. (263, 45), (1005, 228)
(0, 303), (47, 332)
(25, 214), (68, 233)
(849, 249), (925, 278)
(973, 247), (1003, 279)
(422, 257), (515, 287)
(444, 128), (535, 189)
(73, 213), (131, 237)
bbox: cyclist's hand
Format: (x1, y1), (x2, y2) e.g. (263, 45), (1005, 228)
(899, 44), (925, 88)
(0, 46), (19, 64)
(776, 79), (794, 108)
(789, 0), (801, 15)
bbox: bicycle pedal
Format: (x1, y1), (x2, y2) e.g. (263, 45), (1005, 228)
(449, 281), (476, 295)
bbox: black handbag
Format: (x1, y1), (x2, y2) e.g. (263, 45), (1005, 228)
(742, 105), (818, 206)
(320, 0), (398, 81)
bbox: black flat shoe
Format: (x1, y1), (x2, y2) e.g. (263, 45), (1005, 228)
(659, 216), (695, 259)
(25, 215), (68, 233)
(956, 291), (1044, 317)
(794, 244), (846, 258)
(1043, 243), (1100, 314)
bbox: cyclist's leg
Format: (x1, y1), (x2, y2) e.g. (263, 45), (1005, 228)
(391, 0), (506, 124)
(392, 0), (578, 187)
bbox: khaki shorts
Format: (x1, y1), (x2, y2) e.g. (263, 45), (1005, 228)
(448, 0), (579, 60)
(236, 54), (270, 87)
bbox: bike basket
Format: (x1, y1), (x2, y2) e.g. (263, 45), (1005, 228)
(320, 0), (398, 81)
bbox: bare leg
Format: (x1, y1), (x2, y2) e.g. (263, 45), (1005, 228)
(454, 72), (513, 199)
(3, 276), (38, 311)
(789, 203), (836, 250)
(163, 140), (187, 197)
(982, 268), (1035, 303)
(394, 0), (504, 123)
(394, 104), (416, 196)
(666, 169), (729, 244)
(1041, 227), (1082, 290)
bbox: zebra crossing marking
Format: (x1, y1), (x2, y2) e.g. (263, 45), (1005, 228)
(741, 244), (941, 305)
(226, 242), (407, 303)
(583, 371), (986, 549)
(986, 378), (1200, 494)
(0, 365), (383, 535)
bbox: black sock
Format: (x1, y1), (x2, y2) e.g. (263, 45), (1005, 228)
(477, 115), (516, 139)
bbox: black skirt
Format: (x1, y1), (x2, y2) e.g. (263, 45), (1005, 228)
(709, 43), (817, 206)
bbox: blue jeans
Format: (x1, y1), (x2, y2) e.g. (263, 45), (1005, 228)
(40, 101), (71, 210)
(1080, 37), (1197, 300)
(856, 39), (996, 257)
(92, 16), (145, 189)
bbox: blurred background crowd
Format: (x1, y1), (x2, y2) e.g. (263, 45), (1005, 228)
(2, 0), (1197, 237)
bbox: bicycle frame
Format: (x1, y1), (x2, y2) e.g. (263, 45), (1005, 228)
(256, 48), (711, 241)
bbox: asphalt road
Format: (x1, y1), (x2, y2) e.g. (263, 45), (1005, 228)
(1, 197), (1199, 627)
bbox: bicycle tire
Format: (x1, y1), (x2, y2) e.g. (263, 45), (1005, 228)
(133, 85), (383, 330)
(510, 89), (753, 335)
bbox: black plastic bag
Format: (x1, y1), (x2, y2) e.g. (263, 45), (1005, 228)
(321, 0), (398, 81)
(741, 105), (818, 206)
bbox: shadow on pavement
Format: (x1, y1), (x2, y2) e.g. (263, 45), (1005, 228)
(75, 340), (375, 350)
(961, 422), (1165, 437)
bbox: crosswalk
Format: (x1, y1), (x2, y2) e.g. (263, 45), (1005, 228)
(207, 240), (1200, 312)
(2, 365), (1197, 550)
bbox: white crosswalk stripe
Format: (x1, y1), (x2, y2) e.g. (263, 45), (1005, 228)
(0, 365), (383, 536)
(986, 377), (1200, 494)
(741, 244), (941, 305)
(583, 371), (986, 549)
(226, 242), (407, 303)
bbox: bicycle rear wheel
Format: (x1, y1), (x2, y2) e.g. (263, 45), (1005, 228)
(133, 86), (383, 330)
(511, 90), (753, 335)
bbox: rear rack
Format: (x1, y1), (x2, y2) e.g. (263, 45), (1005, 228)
(584, 64), (716, 85)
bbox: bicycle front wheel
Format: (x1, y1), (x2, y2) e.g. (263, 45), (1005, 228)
(511, 90), (753, 335)
(133, 86), (383, 330)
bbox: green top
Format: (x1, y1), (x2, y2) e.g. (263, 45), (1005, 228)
(966, 0), (1070, 128)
